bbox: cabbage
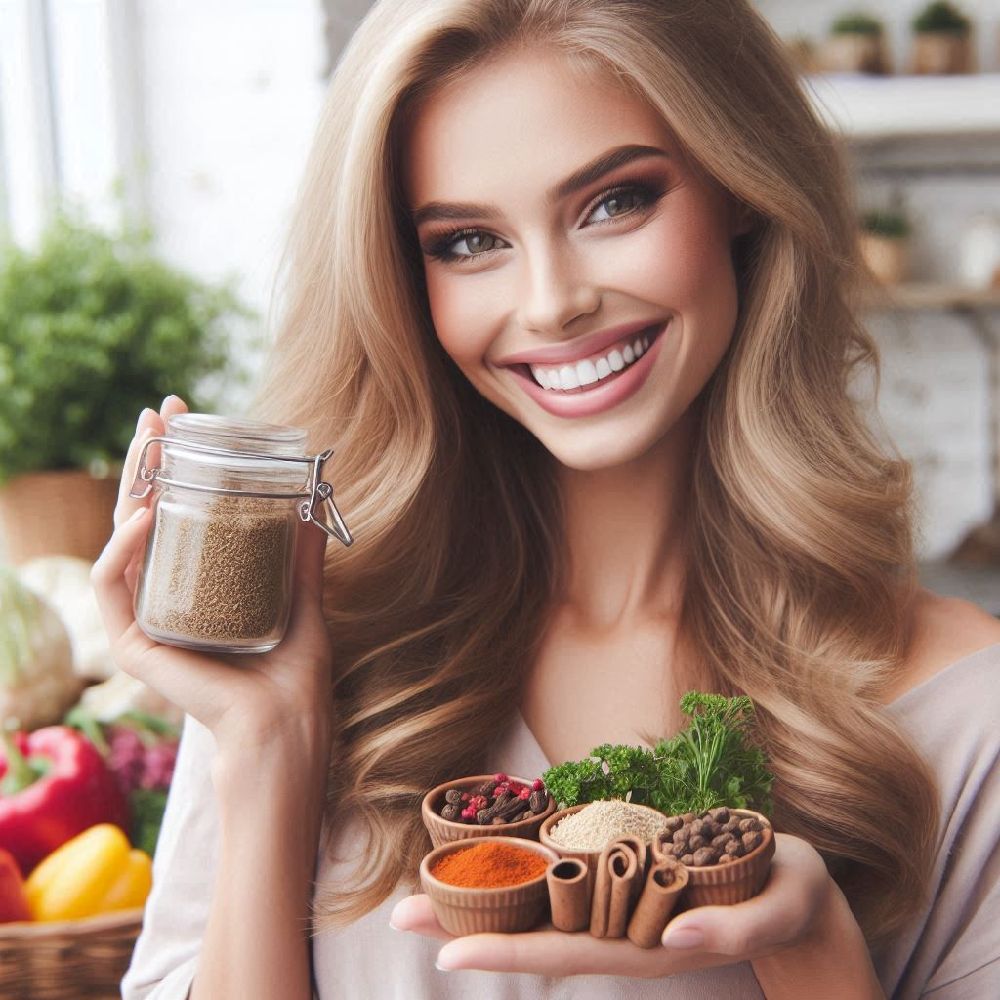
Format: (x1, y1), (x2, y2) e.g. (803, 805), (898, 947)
(0, 566), (81, 729)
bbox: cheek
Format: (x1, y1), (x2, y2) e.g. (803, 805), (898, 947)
(425, 269), (501, 369)
(608, 201), (737, 319)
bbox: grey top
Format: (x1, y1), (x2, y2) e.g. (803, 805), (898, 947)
(121, 643), (1000, 999)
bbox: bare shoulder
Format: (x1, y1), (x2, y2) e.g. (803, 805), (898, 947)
(886, 589), (1000, 701)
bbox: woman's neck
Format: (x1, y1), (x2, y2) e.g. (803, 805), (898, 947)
(557, 413), (694, 632)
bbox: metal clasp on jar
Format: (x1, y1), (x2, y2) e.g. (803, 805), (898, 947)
(129, 437), (353, 547)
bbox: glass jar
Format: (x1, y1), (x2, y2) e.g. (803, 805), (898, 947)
(129, 413), (352, 654)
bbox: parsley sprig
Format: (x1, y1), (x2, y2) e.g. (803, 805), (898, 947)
(541, 692), (773, 816)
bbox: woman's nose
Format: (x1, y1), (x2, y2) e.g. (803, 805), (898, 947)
(515, 243), (600, 336)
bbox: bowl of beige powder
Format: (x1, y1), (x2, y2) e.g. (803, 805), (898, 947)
(539, 800), (669, 891)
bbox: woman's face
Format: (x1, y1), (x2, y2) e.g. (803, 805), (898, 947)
(404, 49), (746, 471)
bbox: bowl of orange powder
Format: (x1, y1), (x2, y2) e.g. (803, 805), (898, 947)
(419, 836), (560, 935)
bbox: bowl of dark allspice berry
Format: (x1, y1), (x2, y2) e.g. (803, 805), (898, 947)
(421, 773), (556, 848)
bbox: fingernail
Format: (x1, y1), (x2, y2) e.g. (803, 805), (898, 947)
(162, 394), (179, 408)
(662, 926), (705, 949)
(136, 408), (154, 431)
(388, 920), (399, 932)
(434, 961), (452, 973)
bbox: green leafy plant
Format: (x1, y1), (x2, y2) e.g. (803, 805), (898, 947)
(542, 692), (773, 817)
(831, 11), (884, 36)
(861, 210), (911, 239)
(912, 1), (970, 34)
(0, 215), (251, 485)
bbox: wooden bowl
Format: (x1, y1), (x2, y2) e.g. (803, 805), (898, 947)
(654, 808), (775, 907)
(421, 774), (555, 849)
(539, 801), (668, 892)
(419, 836), (558, 935)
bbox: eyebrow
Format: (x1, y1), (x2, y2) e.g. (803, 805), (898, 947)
(410, 143), (669, 228)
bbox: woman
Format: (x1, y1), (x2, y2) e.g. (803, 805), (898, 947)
(106, 1), (1000, 997)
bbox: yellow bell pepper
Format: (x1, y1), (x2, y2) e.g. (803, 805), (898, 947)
(24, 823), (152, 921)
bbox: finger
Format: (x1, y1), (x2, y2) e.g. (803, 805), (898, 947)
(115, 396), (189, 525)
(92, 505), (154, 641)
(150, 394), (189, 477)
(389, 895), (453, 942)
(293, 518), (328, 611)
(435, 926), (708, 978)
(115, 416), (160, 527)
(660, 837), (821, 958)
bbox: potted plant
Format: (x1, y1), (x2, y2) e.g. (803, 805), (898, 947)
(822, 11), (891, 75)
(910, 1), (974, 74)
(859, 209), (911, 286)
(0, 216), (247, 564)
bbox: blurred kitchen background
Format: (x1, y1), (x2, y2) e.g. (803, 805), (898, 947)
(0, 0), (999, 610)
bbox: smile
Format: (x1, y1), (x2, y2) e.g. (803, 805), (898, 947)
(504, 321), (669, 419)
(527, 329), (653, 393)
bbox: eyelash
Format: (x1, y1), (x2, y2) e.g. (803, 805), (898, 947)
(423, 180), (665, 265)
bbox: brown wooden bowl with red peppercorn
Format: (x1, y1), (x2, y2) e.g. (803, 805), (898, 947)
(421, 773), (556, 849)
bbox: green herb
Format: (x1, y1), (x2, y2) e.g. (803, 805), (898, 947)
(542, 691), (773, 817)
(128, 787), (169, 856)
(831, 12), (884, 37)
(912, 1), (969, 34)
(861, 210), (910, 239)
(0, 213), (253, 485)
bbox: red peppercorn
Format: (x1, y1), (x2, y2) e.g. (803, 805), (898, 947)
(518, 787), (531, 800)
(494, 773), (508, 783)
(532, 779), (544, 791)
(461, 792), (470, 802)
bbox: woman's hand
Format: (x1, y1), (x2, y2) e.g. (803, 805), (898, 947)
(391, 834), (884, 997)
(91, 397), (334, 761)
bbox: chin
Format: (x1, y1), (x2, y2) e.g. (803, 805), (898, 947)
(532, 423), (669, 472)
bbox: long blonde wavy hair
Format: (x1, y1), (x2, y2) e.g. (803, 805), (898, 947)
(253, 0), (938, 946)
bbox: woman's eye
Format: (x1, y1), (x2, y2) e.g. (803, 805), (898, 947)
(586, 186), (653, 224)
(426, 229), (506, 262)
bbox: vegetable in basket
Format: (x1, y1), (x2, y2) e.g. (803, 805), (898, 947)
(0, 725), (128, 875)
(0, 846), (29, 923)
(25, 823), (152, 921)
(0, 566), (83, 730)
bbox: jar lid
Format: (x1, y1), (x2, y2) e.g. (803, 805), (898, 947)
(129, 413), (353, 547)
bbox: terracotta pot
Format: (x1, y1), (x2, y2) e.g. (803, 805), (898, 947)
(821, 34), (890, 75)
(859, 233), (908, 286)
(910, 32), (974, 75)
(0, 469), (119, 564)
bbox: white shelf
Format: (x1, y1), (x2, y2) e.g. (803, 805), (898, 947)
(864, 283), (1000, 311)
(806, 73), (1000, 141)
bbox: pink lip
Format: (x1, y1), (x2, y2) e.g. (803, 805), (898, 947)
(508, 321), (669, 419)
(494, 319), (667, 367)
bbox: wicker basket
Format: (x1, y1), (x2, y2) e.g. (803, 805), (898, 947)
(0, 908), (143, 1000)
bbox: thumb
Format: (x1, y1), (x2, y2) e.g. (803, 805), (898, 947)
(292, 517), (329, 611)
(661, 905), (760, 956)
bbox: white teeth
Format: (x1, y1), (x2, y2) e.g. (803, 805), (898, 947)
(559, 365), (579, 390)
(530, 365), (556, 389)
(526, 328), (660, 391)
(576, 359), (599, 385)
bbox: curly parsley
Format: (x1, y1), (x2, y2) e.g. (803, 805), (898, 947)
(541, 692), (773, 816)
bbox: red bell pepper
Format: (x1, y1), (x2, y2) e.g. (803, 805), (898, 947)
(0, 847), (29, 922)
(0, 726), (129, 876)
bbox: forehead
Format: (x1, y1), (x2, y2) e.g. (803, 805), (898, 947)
(403, 48), (676, 207)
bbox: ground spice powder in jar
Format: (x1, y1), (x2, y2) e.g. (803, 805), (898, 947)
(140, 494), (293, 644)
(430, 842), (548, 888)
